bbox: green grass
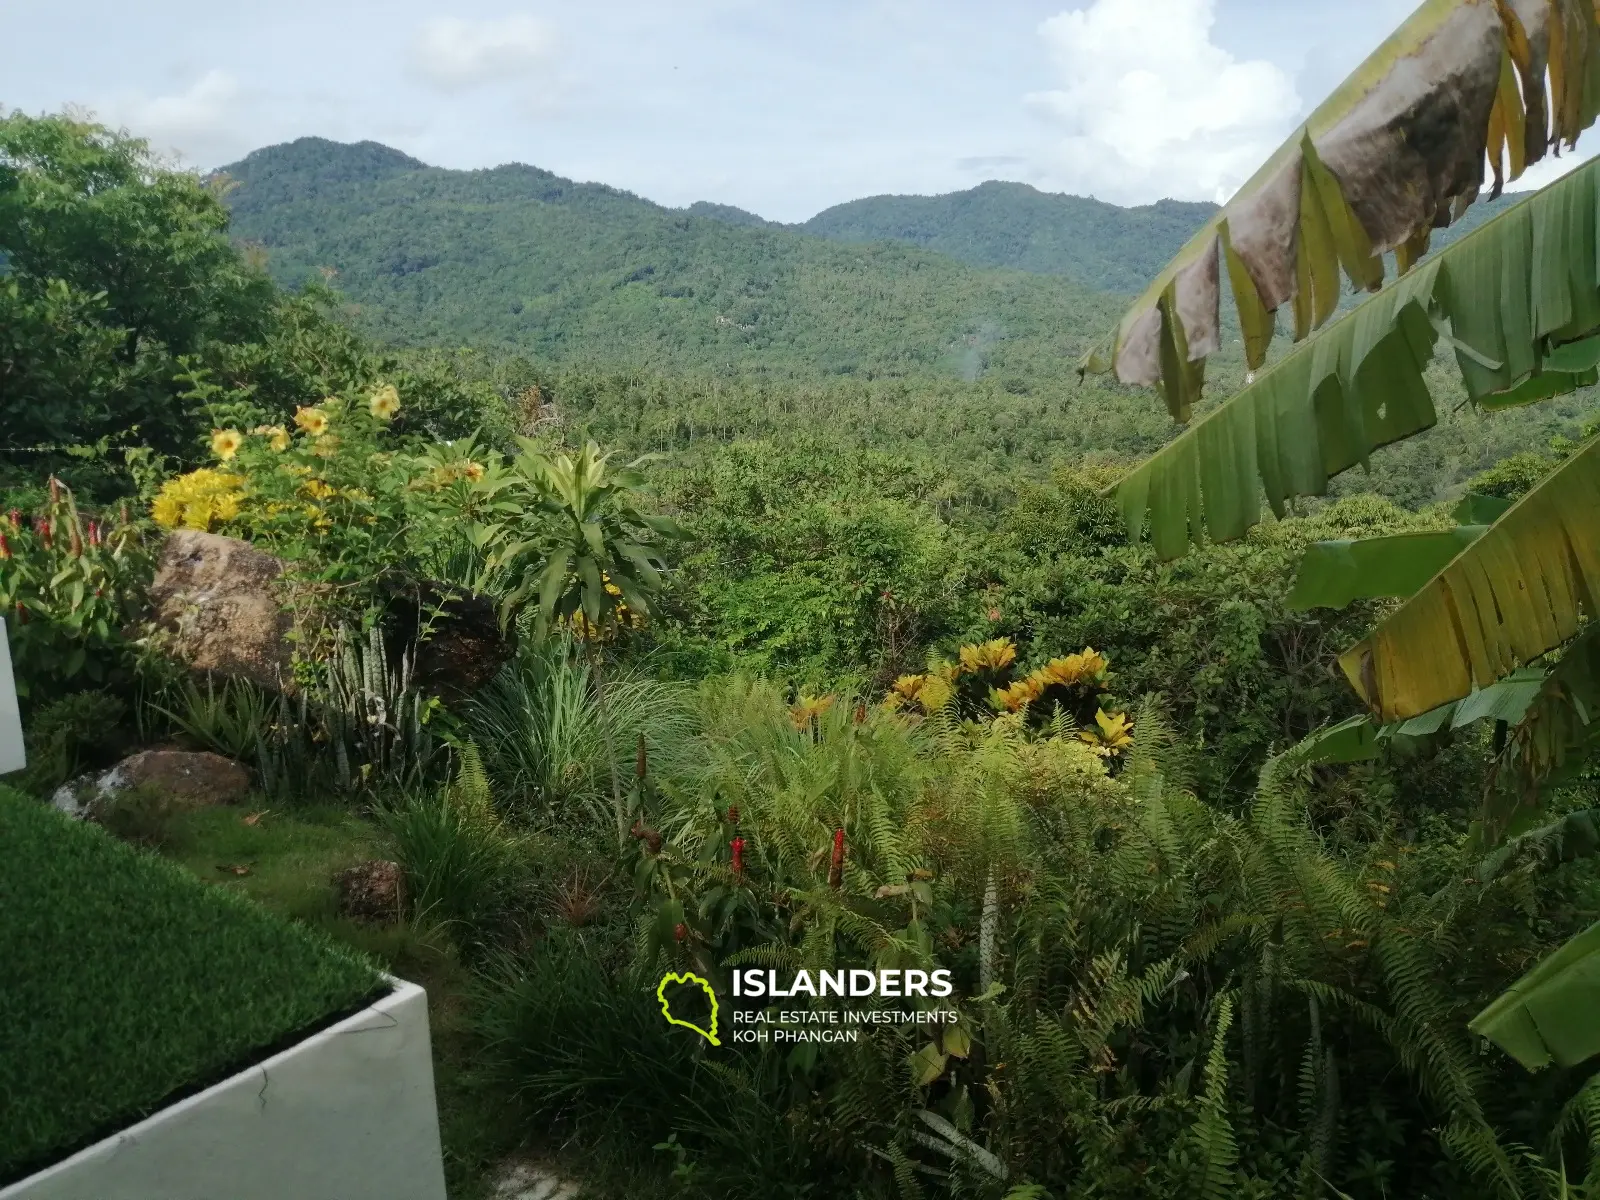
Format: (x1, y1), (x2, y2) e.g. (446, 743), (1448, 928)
(0, 786), (385, 1184)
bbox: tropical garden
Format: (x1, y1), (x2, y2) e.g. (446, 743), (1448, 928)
(5, 0), (1600, 1195)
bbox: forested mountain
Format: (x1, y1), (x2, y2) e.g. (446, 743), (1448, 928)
(797, 183), (1217, 292)
(218, 138), (1123, 385)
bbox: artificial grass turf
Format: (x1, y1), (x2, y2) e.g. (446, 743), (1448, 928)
(0, 786), (386, 1184)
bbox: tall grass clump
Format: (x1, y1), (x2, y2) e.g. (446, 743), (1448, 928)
(465, 636), (698, 826)
(376, 745), (530, 951)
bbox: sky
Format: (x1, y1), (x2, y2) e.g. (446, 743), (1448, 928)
(3, 0), (1594, 223)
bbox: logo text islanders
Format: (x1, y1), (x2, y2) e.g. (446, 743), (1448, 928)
(657, 968), (957, 1047)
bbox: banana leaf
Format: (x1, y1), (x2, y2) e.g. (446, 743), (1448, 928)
(1469, 918), (1600, 1070)
(1113, 159), (1600, 561)
(1452, 493), (1515, 524)
(1340, 433), (1600, 721)
(1287, 526), (1488, 610)
(1083, 0), (1600, 422)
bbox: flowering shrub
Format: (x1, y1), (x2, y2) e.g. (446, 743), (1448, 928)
(882, 636), (1131, 754)
(0, 478), (152, 698)
(150, 386), (507, 633)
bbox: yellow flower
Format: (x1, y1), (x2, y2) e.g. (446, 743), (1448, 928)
(464, 461), (485, 482)
(210, 429), (243, 461)
(958, 638), (1016, 675)
(369, 384), (401, 420)
(294, 406), (330, 437)
(256, 424), (291, 452)
(302, 478), (337, 501)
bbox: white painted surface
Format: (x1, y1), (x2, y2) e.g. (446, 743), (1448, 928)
(1, 978), (447, 1200)
(0, 617), (25, 775)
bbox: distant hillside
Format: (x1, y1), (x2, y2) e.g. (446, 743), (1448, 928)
(220, 139), (1125, 385)
(795, 182), (1218, 293)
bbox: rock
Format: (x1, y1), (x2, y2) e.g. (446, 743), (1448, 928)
(384, 581), (516, 702)
(490, 1160), (581, 1200)
(335, 860), (406, 923)
(54, 749), (251, 818)
(110, 749), (251, 806)
(148, 530), (294, 691)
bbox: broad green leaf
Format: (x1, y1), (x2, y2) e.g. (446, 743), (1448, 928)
(1469, 919), (1600, 1069)
(1289, 714), (1384, 764)
(1341, 433), (1600, 721)
(1115, 159), (1600, 558)
(1287, 527), (1488, 611)
(537, 551), (571, 619)
(908, 1041), (947, 1086)
(1451, 493), (1514, 524)
(1083, 0), (1600, 418)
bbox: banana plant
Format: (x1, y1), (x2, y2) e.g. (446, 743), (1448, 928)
(1082, 0), (1600, 422)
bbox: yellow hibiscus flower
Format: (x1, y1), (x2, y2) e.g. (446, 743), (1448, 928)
(210, 429), (243, 461)
(369, 384), (401, 420)
(294, 406), (330, 437)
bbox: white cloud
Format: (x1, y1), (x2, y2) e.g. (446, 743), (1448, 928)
(109, 69), (244, 165)
(409, 15), (556, 92)
(1024, 0), (1299, 205)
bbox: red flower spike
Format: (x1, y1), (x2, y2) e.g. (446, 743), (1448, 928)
(828, 828), (845, 889)
(0, 533), (10, 560)
(87, 521), (100, 547)
(731, 836), (746, 880)
(7, 509), (19, 529)
(673, 922), (688, 943)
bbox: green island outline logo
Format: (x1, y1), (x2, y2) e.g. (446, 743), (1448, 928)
(657, 970), (721, 1046)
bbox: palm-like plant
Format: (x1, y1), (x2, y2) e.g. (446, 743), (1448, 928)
(495, 439), (681, 846)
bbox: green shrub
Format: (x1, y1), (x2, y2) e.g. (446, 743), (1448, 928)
(0, 785), (383, 1183)
(376, 748), (531, 950)
(465, 637), (697, 826)
(16, 689), (128, 793)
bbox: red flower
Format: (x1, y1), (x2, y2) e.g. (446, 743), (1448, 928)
(828, 828), (845, 889)
(87, 521), (100, 547)
(7, 509), (19, 529)
(731, 836), (746, 880)
(673, 922), (688, 943)
(0, 533), (10, 560)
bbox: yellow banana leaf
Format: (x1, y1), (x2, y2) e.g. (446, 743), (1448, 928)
(1339, 432), (1600, 722)
(1113, 158), (1600, 560)
(1083, 0), (1600, 423)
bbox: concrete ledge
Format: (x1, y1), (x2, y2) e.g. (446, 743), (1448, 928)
(2, 977), (447, 1200)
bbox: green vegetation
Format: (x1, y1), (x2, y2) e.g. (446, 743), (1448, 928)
(7, 90), (1600, 1200)
(797, 182), (1217, 292)
(0, 786), (383, 1184)
(219, 137), (1126, 386)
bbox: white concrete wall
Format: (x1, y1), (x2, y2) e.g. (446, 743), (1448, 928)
(2, 978), (448, 1200)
